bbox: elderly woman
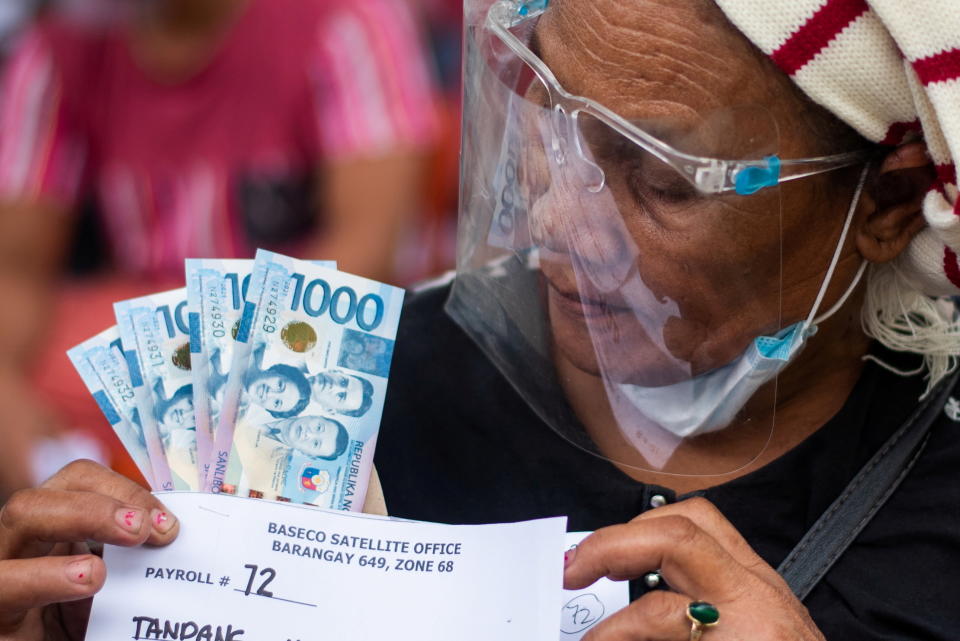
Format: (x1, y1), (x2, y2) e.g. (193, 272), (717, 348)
(2, 0), (960, 639)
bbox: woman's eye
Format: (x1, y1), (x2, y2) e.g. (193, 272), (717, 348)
(338, 392), (347, 402)
(650, 185), (697, 204)
(633, 171), (698, 204)
(278, 380), (285, 392)
(593, 141), (700, 207)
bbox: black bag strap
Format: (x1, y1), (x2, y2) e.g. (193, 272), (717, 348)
(777, 370), (960, 601)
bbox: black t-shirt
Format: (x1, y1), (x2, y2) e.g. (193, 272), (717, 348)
(376, 280), (960, 639)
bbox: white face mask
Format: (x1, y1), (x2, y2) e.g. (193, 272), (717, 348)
(618, 165), (870, 439)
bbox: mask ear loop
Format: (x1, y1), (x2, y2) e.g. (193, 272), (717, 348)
(808, 163), (929, 382)
(804, 163), (871, 332)
(812, 261), (868, 326)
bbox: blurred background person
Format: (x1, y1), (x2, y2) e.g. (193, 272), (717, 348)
(397, 0), (461, 281)
(0, 0), (440, 498)
(0, 0), (40, 58)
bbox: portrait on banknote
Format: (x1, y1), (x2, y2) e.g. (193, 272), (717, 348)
(152, 380), (199, 489)
(336, 328), (394, 378)
(229, 336), (386, 506)
(115, 289), (199, 490)
(201, 251), (402, 509)
(241, 343), (375, 418)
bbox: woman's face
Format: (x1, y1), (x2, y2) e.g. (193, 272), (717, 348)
(529, 0), (862, 385)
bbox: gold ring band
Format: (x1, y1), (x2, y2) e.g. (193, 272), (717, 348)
(689, 620), (707, 641)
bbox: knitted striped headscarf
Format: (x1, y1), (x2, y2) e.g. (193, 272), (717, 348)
(715, 0), (960, 297)
(714, 0), (960, 391)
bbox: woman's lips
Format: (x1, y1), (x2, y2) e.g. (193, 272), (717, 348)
(547, 281), (632, 320)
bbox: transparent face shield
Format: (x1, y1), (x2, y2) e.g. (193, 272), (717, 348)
(449, 0), (870, 476)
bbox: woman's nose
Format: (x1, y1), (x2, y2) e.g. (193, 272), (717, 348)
(528, 161), (639, 292)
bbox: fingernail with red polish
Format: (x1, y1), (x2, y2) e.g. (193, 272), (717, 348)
(67, 559), (93, 585)
(151, 508), (176, 534)
(564, 546), (577, 568)
(116, 508), (143, 533)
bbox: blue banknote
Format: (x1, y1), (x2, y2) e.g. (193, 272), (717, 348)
(186, 259), (336, 491)
(67, 326), (155, 487)
(210, 250), (404, 509)
(115, 289), (198, 491)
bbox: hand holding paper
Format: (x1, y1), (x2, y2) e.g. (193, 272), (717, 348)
(59, 250), (629, 641)
(86, 493), (566, 641)
(0, 461), (179, 641)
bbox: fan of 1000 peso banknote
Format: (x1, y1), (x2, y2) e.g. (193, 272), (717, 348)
(68, 250), (404, 513)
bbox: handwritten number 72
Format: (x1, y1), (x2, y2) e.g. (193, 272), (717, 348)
(567, 603), (597, 626)
(243, 564), (276, 598)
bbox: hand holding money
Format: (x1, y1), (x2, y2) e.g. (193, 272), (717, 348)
(0, 460), (178, 641)
(58, 259), (629, 641)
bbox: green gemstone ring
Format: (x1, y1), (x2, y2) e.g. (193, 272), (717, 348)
(686, 601), (720, 640)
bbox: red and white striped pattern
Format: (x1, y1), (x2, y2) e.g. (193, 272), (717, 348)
(0, 28), (83, 204)
(715, 0), (960, 296)
(314, 0), (439, 158)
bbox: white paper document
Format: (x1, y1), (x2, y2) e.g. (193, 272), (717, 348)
(560, 533), (630, 640)
(85, 493), (567, 641)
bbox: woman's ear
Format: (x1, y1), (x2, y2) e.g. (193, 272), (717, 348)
(856, 142), (935, 264)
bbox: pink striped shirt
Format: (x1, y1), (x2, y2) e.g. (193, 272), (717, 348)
(0, 0), (438, 278)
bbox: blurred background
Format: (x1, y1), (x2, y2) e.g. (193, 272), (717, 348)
(0, 0), (462, 500)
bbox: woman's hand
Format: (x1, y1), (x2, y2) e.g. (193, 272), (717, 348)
(0, 460), (179, 641)
(564, 498), (824, 640)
